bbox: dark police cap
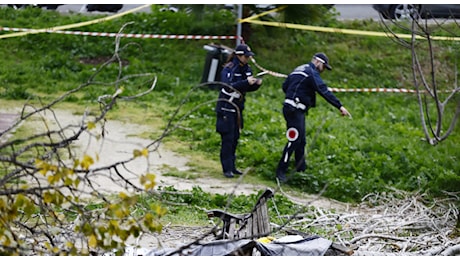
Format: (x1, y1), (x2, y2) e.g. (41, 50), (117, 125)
(234, 44), (255, 56)
(313, 52), (332, 70)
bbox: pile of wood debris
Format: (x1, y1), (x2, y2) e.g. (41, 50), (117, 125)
(279, 188), (459, 256)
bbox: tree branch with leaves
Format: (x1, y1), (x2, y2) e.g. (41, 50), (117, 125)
(0, 24), (164, 256)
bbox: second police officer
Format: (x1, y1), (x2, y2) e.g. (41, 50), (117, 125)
(215, 44), (263, 178)
(276, 52), (351, 183)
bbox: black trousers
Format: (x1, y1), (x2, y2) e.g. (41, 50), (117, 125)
(276, 104), (307, 175)
(216, 112), (240, 173)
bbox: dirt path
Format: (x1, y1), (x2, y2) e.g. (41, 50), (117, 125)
(1, 109), (349, 210)
(0, 112), (18, 143)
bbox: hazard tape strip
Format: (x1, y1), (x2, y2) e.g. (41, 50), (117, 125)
(243, 5), (287, 21)
(0, 27), (237, 40)
(250, 57), (288, 79)
(240, 7), (460, 42)
(241, 19), (460, 41)
(0, 4), (151, 39)
(328, 88), (416, 93)
(249, 57), (458, 94)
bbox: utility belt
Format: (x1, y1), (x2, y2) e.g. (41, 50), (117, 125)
(221, 88), (241, 102)
(284, 98), (306, 110)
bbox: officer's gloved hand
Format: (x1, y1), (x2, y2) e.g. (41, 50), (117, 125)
(248, 76), (262, 85)
(340, 106), (352, 118)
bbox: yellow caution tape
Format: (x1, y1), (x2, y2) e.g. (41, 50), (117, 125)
(239, 10), (460, 41)
(0, 4), (151, 40)
(243, 5), (287, 22)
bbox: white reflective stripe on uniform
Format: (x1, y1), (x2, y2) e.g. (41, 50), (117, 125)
(284, 99), (306, 110)
(221, 107), (236, 113)
(221, 88), (241, 99)
(290, 71), (309, 78)
(283, 142), (292, 162)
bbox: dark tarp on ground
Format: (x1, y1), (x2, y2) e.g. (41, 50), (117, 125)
(255, 235), (332, 256)
(145, 235), (333, 256)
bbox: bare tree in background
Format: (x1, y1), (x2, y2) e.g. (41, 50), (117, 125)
(377, 13), (460, 243)
(378, 15), (460, 146)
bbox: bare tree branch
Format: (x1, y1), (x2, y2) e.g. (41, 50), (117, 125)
(378, 12), (460, 145)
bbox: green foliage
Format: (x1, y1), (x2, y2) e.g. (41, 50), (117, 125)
(0, 154), (166, 255)
(0, 85), (33, 99)
(144, 186), (301, 226)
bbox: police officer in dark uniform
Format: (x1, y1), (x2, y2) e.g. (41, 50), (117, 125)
(276, 52), (351, 183)
(215, 44), (262, 178)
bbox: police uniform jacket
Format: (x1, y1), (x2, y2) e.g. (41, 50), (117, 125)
(282, 62), (342, 112)
(215, 56), (261, 129)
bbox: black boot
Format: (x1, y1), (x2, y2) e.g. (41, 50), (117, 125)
(224, 171), (234, 178)
(233, 169), (243, 175)
(276, 171), (287, 183)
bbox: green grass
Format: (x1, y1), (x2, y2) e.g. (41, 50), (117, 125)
(148, 186), (304, 226)
(0, 6), (459, 205)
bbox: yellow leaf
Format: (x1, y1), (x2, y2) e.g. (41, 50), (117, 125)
(109, 220), (119, 229)
(15, 194), (26, 207)
(47, 175), (56, 184)
(64, 177), (73, 186)
(141, 148), (149, 157)
(73, 159), (80, 168)
(87, 121), (96, 130)
(145, 182), (155, 190)
(119, 192), (128, 199)
(35, 159), (43, 166)
(43, 192), (53, 203)
(140, 173), (156, 190)
(133, 149), (142, 158)
(35, 159), (50, 176)
(88, 234), (97, 248)
(154, 204), (167, 217)
(140, 175), (145, 185)
(115, 209), (125, 218)
(80, 154), (94, 170)
(64, 167), (75, 176)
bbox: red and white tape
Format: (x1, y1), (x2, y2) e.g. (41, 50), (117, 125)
(327, 87), (416, 93)
(250, 57), (428, 94)
(0, 26), (237, 40)
(1, 27), (454, 94)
